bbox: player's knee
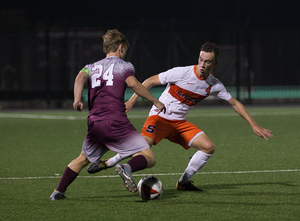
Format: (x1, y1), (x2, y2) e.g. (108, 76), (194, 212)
(209, 143), (215, 154)
(78, 153), (90, 167)
(203, 142), (215, 154)
(146, 155), (156, 168)
(192, 134), (215, 154)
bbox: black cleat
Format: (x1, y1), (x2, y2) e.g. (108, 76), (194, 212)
(176, 181), (203, 191)
(87, 159), (110, 174)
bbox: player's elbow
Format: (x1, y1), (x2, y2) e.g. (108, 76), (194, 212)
(127, 80), (139, 89)
(125, 76), (140, 89)
(143, 75), (161, 89)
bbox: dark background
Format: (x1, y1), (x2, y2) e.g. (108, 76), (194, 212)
(1, 0), (300, 104)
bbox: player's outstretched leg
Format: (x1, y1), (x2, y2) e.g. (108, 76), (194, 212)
(176, 150), (212, 191)
(115, 164), (137, 193)
(49, 152), (88, 200)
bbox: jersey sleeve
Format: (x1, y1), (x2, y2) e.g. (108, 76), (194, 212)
(122, 62), (135, 81)
(158, 67), (183, 85)
(215, 83), (232, 101)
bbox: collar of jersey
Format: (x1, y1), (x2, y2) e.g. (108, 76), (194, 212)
(194, 65), (210, 80)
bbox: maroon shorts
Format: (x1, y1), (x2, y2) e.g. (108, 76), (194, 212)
(82, 119), (149, 163)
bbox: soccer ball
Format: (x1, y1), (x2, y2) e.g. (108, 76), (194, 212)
(137, 176), (163, 200)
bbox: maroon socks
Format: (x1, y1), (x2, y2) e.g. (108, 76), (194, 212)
(56, 167), (78, 193)
(124, 155), (148, 173)
(56, 155), (148, 193)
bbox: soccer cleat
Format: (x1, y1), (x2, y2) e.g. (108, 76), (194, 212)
(49, 190), (67, 201)
(115, 164), (137, 193)
(176, 181), (203, 191)
(87, 159), (110, 174)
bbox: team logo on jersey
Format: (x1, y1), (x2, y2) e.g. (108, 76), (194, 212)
(168, 84), (206, 106)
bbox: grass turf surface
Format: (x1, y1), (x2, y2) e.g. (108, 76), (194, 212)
(0, 106), (299, 220)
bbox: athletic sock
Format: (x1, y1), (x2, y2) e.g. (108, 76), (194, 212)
(56, 167), (78, 193)
(124, 155), (148, 173)
(179, 150), (212, 184)
(106, 154), (122, 167)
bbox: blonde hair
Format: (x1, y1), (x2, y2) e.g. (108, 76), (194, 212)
(102, 29), (129, 54)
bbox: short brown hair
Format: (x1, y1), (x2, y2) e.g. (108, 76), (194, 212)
(102, 29), (130, 54)
(201, 42), (219, 60)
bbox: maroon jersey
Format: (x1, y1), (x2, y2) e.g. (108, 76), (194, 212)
(83, 56), (135, 122)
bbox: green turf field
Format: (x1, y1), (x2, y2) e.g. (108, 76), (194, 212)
(0, 106), (299, 220)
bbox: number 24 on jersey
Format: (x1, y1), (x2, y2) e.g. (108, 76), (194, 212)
(91, 63), (115, 88)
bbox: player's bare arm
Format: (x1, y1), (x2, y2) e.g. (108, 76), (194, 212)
(227, 97), (273, 140)
(125, 75), (162, 112)
(73, 70), (88, 111)
(125, 75), (165, 114)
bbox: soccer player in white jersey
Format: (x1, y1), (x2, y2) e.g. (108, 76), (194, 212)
(88, 42), (273, 191)
(49, 29), (166, 200)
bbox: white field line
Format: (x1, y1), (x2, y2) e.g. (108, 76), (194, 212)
(0, 110), (300, 120)
(0, 169), (299, 180)
(0, 113), (87, 120)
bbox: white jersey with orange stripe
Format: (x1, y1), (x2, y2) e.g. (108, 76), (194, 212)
(149, 65), (232, 120)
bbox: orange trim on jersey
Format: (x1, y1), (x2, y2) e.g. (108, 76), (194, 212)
(168, 84), (206, 106)
(141, 115), (202, 149)
(193, 65), (210, 80)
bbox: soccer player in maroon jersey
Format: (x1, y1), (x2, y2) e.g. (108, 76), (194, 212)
(50, 29), (165, 200)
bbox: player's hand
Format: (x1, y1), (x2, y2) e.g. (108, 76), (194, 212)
(153, 101), (166, 114)
(73, 101), (83, 111)
(125, 101), (133, 113)
(253, 125), (273, 140)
